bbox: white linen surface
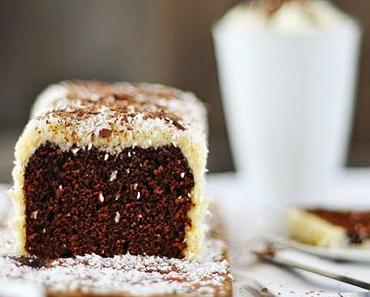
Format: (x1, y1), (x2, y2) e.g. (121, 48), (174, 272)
(2, 170), (370, 296)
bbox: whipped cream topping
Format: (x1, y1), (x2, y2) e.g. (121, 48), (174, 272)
(217, 0), (354, 34)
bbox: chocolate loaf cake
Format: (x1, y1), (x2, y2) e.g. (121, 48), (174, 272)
(287, 208), (370, 247)
(11, 81), (208, 260)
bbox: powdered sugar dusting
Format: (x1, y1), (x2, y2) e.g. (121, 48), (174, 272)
(0, 229), (231, 296)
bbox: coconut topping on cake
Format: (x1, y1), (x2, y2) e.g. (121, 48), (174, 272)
(31, 81), (206, 146)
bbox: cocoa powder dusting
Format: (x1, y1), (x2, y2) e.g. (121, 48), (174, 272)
(308, 209), (370, 244)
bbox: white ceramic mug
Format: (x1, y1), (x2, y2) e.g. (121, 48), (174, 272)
(213, 20), (361, 205)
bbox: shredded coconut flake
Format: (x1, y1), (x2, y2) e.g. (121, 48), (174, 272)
(98, 192), (104, 203)
(109, 170), (118, 182)
(114, 212), (121, 223)
(71, 148), (79, 155)
(31, 211), (38, 219)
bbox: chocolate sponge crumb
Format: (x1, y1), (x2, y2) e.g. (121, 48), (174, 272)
(24, 142), (194, 260)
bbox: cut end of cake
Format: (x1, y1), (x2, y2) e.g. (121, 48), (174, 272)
(24, 142), (194, 259)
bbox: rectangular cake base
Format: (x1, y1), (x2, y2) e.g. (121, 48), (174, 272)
(0, 204), (232, 297)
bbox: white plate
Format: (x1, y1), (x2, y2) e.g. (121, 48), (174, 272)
(263, 196), (370, 263)
(267, 230), (370, 263)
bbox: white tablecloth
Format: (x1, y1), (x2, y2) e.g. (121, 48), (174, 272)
(207, 171), (370, 297)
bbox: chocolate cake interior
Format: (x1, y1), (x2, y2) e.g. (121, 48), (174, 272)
(24, 141), (194, 259)
(307, 209), (370, 244)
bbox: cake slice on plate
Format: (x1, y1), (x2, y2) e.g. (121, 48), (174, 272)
(287, 208), (370, 248)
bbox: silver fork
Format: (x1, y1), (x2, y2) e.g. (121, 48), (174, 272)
(254, 245), (370, 291)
